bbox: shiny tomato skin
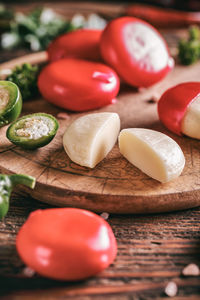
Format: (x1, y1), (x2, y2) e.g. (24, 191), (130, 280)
(100, 17), (174, 87)
(158, 82), (200, 135)
(48, 29), (102, 62)
(16, 208), (117, 281)
(38, 58), (120, 111)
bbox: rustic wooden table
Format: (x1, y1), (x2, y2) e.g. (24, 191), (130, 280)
(1, 193), (200, 299)
(0, 2), (200, 299)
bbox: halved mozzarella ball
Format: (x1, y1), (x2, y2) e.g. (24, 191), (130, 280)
(63, 112), (120, 168)
(158, 82), (200, 138)
(119, 128), (185, 183)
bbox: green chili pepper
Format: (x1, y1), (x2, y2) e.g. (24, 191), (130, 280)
(0, 80), (22, 127)
(6, 112), (59, 150)
(0, 174), (35, 219)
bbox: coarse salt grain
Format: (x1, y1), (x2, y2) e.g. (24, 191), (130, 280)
(138, 87), (147, 93)
(165, 281), (178, 297)
(57, 112), (70, 120)
(182, 263), (200, 276)
(151, 92), (160, 103)
(100, 212), (109, 220)
(22, 266), (35, 277)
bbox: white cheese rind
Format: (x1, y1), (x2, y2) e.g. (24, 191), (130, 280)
(119, 128), (185, 183)
(181, 95), (200, 139)
(63, 112), (120, 168)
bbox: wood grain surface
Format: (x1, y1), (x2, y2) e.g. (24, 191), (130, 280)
(0, 2), (200, 299)
(1, 51), (200, 213)
(0, 192), (200, 299)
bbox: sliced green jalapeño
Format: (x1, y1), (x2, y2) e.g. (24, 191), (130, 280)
(0, 174), (36, 220)
(0, 80), (22, 127)
(6, 112), (59, 149)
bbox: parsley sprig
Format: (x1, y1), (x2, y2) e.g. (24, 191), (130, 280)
(178, 26), (200, 65)
(6, 63), (39, 100)
(1, 7), (76, 51)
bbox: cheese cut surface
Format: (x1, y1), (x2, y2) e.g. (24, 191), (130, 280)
(119, 128), (185, 183)
(123, 22), (169, 72)
(63, 112), (120, 168)
(181, 95), (200, 139)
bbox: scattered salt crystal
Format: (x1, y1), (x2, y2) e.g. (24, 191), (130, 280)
(22, 266), (35, 277)
(165, 281), (178, 297)
(57, 112), (70, 120)
(100, 212), (109, 220)
(138, 87), (147, 93)
(151, 92), (160, 103)
(182, 263), (200, 276)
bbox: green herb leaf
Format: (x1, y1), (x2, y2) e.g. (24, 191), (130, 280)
(178, 26), (200, 65)
(6, 63), (39, 101)
(1, 7), (77, 51)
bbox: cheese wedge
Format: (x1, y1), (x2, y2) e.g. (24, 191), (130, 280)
(181, 95), (200, 139)
(119, 128), (185, 183)
(63, 112), (120, 168)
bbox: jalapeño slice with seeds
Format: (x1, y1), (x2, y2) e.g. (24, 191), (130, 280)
(6, 113), (59, 149)
(0, 81), (22, 127)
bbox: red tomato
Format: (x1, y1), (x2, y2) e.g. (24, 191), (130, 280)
(38, 58), (120, 111)
(158, 82), (200, 135)
(16, 208), (117, 281)
(100, 17), (174, 87)
(48, 29), (102, 62)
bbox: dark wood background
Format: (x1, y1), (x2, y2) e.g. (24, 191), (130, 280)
(0, 2), (200, 299)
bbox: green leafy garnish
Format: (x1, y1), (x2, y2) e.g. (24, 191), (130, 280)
(178, 26), (200, 65)
(1, 7), (76, 51)
(6, 63), (39, 100)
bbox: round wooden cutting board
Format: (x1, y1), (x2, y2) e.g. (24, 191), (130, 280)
(1, 52), (200, 214)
